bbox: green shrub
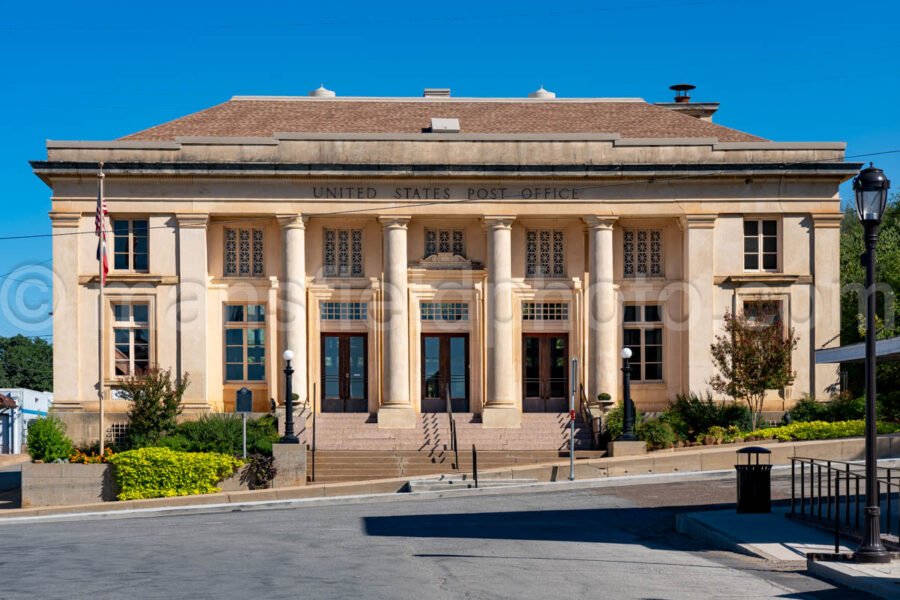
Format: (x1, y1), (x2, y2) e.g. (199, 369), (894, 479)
(789, 396), (866, 423)
(160, 414), (280, 457)
(635, 419), (676, 450)
(109, 447), (243, 500)
(240, 453), (278, 490)
(788, 397), (829, 422)
(746, 420), (900, 442)
(120, 368), (189, 449)
(663, 392), (751, 441)
(26, 415), (74, 462)
(604, 404), (643, 440)
(880, 391), (900, 423)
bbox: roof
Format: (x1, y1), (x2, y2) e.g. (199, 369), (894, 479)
(815, 336), (900, 364)
(0, 394), (15, 409)
(120, 96), (766, 143)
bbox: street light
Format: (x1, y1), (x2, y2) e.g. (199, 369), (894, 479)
(617, 347), (637, 441)
(280, 349), (299, 444)
(853, 163), (891, 564)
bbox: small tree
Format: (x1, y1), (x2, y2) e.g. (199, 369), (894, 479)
(120, 368), (190, 449)
(709, 311), (797, 430)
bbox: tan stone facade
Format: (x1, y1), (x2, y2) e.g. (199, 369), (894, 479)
(33, 94), (857, 438)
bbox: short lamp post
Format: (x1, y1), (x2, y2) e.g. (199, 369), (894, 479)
(853, 163), (891, 563)
(280, 349), (299, 444)
(617, 347), (638, 441)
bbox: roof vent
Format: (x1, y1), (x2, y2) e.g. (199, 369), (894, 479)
(429, 118), (460, 133)
(308, 84), (336, 98)
(423, 88), (451, 98)
(670, 83), (695, 103)
(528, 85), (556, 99)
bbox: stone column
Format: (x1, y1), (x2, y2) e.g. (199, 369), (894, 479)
(279, 214), (308, 410)
(583, 216), (618, 405)
(50, 212), (81, 411)
(378, 216), (415, 428)
(482, 217), (519, 428)
(812, 213), (843, 398)
(681, 215), (717, 394)
(176, 214), (210, 412)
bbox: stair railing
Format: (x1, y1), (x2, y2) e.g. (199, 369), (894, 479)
(579, 384), (599, 450)
(472, 444), (478, 488)
(446, 383), (459, 470)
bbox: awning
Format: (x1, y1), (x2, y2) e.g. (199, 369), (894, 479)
(815, 336), (900, 364)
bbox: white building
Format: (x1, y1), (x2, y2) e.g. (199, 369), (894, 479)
(0, 389), (52, 454)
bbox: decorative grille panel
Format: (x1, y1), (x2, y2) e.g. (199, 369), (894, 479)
(324, 229), (363, 277)
(623, 229), (662, 278)
(526, 230), (565, 278)
(225, 228), (264, 277)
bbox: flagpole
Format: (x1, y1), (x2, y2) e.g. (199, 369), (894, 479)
(98, 163), (105, 456)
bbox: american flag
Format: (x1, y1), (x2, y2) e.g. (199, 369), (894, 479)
(95, 165), (108, 286)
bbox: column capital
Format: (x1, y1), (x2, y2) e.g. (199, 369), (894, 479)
(378, 215), (411, 229)
(811, 213), (844, 229)
(482, 216), (516, 230)
(49, 212), (81, 228)
(582, 215), (618, 230)
(277, 214), (308, 229)
(678, 214), (717, 231)
(175, 213), (210, 229)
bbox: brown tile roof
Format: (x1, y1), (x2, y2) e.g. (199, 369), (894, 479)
(121, 98), (765, 142)
(0, 394), (15, 409)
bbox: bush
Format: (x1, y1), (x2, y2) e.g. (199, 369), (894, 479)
(746, 420), (900, 442)
(160, 414), (280, 457)
(240, 453), (278, 490)
(663, 392), (751, 441)
(635, 419), (676, 450)
(26, 415), (73, 462)
(880, 391), (900, 423)
(604, 404), (643, 440)
(120, 368), (189, 449)
(109, 447), (243, 500)
(69, 448), (115, 464)
(789, 396), (866, 423)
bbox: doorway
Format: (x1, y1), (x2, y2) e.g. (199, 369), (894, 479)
(321, 333), (368, 412)
(421, 333), (470, 413)
(522, 333), (569, 412)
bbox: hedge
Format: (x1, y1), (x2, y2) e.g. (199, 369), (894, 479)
(109, 447), (243, 500)
(745, 420), (900, 442)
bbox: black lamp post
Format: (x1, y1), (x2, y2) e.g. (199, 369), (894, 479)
(853, 163), (891, 563)
(280, 349), (299, 444)
(617, 347), (637, 441)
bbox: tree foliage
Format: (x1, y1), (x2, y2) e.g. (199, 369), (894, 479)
(120, 368), (189, 449)
(709, 311), (798, 429)
(0, 335), (52, 391)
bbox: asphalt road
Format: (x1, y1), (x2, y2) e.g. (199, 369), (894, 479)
(0, 473), (873, 600)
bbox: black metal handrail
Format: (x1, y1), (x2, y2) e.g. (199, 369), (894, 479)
(790, 456), (900, 549)
(472, 444), (478, 489)
(579, 384), (599, 450)
(446, 383), (459, 470)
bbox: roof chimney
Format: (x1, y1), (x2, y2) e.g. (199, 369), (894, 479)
(423, 88), (451, 98)
(654, 83), (719, 122)
(308, 84), (336, 98)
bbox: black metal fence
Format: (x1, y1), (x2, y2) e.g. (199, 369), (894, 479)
(790, 457), (900, 548)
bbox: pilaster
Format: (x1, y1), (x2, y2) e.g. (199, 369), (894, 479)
(811, 212), (843, 398)
(680, 214), (717, 394)
(176, 213), (210, 412)
(50, 212), (82, 411)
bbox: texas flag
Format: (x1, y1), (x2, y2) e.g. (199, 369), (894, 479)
(95, 165), (108, 286)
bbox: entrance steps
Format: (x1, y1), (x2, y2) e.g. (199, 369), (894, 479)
(306, 412), (594, 451)
(406, 475), (540, 493)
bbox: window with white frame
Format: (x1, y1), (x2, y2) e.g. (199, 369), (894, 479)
(425, 229), (465, 258)
(526, 229), (565, 278)
(113, 302), (151, 376)
(324, 229), (363, 277)
(112, 219), (149, 272)
(623, 305), (663, 382)
(743, 219), (778, 271)
(320, 302), (368, 321)
(522, 302), (569, 321)
(421, 302), (469, 321)
(224, 304), (266, 382)
(623, 229), (662, 277)
(225, 228), (264, 276)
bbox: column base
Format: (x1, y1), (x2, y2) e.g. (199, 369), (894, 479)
(272, 443), (307, 488)
(607, 440), (647, 457)
(481, 406), (521, 429)
(377, 406), (417, 429)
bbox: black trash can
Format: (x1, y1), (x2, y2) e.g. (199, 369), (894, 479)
(735, 446), (772, 513)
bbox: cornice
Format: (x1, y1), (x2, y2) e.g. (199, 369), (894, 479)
(49, 212), (81, 228)
(175, 213), (210, 229)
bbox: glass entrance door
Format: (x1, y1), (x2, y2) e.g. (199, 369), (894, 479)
(522, 334), (569, 412)
(321, 333), (368, 412)
(421, 334), (469, 413)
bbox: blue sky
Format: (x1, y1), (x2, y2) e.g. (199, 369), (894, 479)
(1, 0), (898, 339)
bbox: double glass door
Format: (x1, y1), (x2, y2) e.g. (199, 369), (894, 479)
(421, 334), (469, 413)
(321, 334), (367, 412)
(522, 334), (569, 412)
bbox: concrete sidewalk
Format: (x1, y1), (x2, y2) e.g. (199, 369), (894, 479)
(676, 506), (900, 598)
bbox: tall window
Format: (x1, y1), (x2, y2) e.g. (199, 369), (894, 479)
(425, 229), (464, 258)
(224, 304), (266, 382)
(743, 219), (778, 271)
(113, 302), (150, 376)
(324, 229), (363, 277)
(623, 305), (663, 382)
(623, 229), (662, 277)
(112, 219), (148, 272)
(526, 229), (565, 278)
(225, 228), (264, 276)
(743, 299), (784, 327)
